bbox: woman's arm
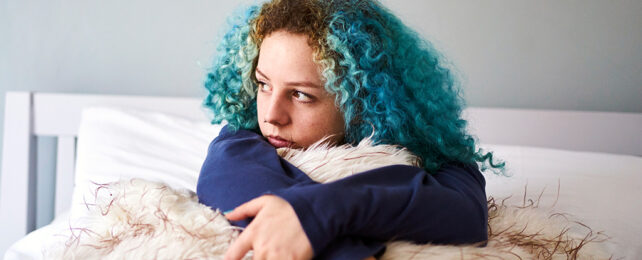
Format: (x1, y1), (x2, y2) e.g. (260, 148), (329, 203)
(197, 126), (487, 258)
(196, 125), (313, 220)
(197, 126), (384, 259)
(267, 163), (489, 255)
(222, 194), (384, 260)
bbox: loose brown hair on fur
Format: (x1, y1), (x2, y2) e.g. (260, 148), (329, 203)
(486, 183), (613, 260)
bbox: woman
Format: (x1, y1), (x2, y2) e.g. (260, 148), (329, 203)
(197, 0), (503, 259)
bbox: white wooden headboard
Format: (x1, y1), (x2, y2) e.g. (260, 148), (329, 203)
(1, 91), (641, 254)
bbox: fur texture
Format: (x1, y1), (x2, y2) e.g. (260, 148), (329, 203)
(49, 139), (610, 259)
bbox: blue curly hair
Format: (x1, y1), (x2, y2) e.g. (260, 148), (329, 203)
(203, 0), (504, 174)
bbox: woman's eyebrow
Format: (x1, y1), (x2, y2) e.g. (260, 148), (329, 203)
(255, 68), (270, 80)
(286, 80), (322, 89)
(255, 67), (321, 89)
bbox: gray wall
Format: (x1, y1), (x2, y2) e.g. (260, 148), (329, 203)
(1, 0), (641, 228)
(384, 0), (642, 113)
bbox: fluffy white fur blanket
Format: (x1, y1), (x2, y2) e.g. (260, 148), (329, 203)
(49, 140), (610, 259)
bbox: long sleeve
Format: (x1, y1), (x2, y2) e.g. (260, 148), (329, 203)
(196, 126), (385, 259)
(196, 125), (314, 225)
(196, 125), (488, 259)
(267, 162), (488, 256)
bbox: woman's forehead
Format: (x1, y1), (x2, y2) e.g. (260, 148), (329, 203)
(256, 31), (323, 84)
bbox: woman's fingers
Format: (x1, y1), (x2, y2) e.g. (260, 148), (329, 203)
(225, 197), (265, 221)
(223, 229), (253, 260)
(223, 197), (270, 259)
(224, 195), (313, 260)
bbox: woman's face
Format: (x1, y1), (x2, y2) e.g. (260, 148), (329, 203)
(256, 30), (345, 149)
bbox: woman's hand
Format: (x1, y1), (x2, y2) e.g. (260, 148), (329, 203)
(223, 195), (314, 260)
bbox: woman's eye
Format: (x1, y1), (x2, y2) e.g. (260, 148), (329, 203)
(293, 91), (313, 103)
(258, 81), (270, 92)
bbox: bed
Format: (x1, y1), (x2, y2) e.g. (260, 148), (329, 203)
(1, 91), (641, 259)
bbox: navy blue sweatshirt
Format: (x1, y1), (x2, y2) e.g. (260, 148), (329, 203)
(197, 125), (488, 259)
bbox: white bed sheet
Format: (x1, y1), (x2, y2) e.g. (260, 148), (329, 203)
(3, 211), (71, 260)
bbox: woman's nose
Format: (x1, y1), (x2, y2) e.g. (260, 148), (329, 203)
(263, 94), (290, 126)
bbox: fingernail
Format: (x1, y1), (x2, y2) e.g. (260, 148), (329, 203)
(223, 209), (233, 215)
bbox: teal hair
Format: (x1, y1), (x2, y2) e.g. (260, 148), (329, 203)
(203, 6), (260, 130)
(203, 0), (504, 174)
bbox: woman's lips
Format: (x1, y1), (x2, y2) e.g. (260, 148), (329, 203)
(267, 136), (294, 148)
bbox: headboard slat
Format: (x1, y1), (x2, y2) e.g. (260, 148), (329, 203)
(55, 136), (76, 217)
(0, 92), (37, 254)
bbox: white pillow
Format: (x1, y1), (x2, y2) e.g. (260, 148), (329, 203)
(69, 107), (222, 220)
